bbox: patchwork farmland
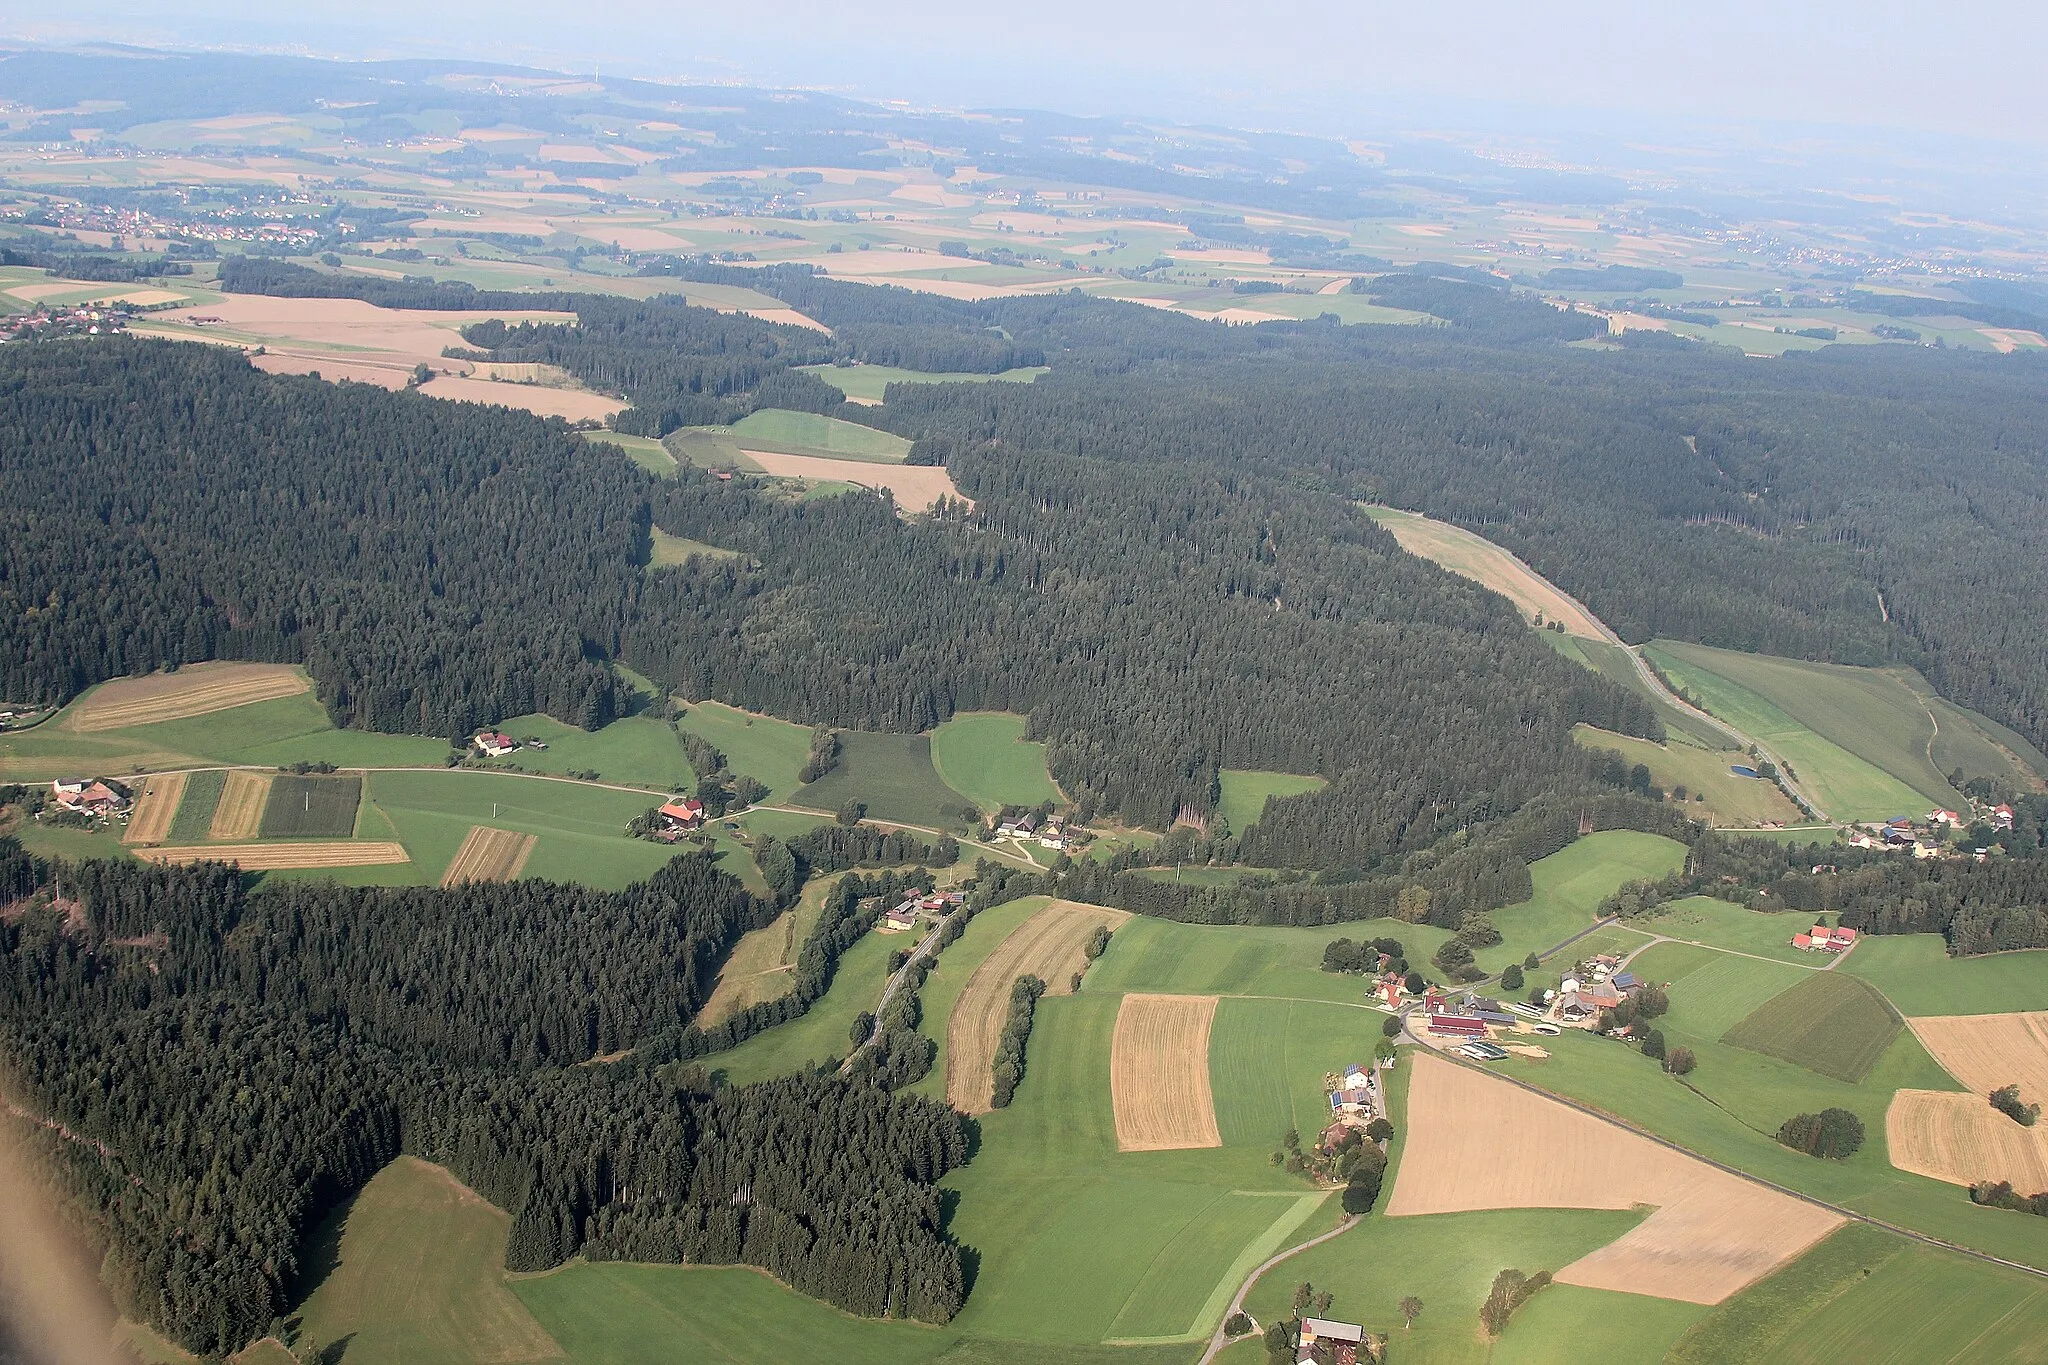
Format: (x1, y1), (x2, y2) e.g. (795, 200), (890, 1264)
(166, 768), (227, 843)
(260, 774), (363, 838)
(1109, 993), (1222, 1151)
(59, 663), (309, 732)
(209, 771), (274, 839)
(1904, 1011), (2048, 1101)
(120, 772), (187, 845)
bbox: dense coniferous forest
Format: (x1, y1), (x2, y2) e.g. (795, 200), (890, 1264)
(0, 842), (967, 1351)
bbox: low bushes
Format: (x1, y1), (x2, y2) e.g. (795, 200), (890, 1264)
(1479, 1268), (1552, 1336)
(1991, 1084), (2041, 1126)
(1777, 1107), (1865, 1159)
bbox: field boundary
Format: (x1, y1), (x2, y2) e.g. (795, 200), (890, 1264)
(59, 663), (308, 732)
(209, 770), (273, 840)
(142, 841), (410, 869)
(121, 772), (187, 845)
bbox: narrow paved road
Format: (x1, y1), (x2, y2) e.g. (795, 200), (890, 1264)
(1195, 1213), (1360, 1365)
(843, 903), (967, 1067)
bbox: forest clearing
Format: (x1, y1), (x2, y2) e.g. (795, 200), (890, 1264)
(944, 898), (1128, 1112)
(1109, 992), (1222, 1151)
(1389, 1053), (1842, 1303)
(209, 770), (275, 840)
(1904, 1011), (2048, 1101)
(60, 663), (308, 732)
(439, 825), (538, 886)
(741, 450), (964, 512)
(1366, 505), (1608, 638)
(1886, 1089), (2048, 1190)
(120, 772), (187, 845)
(142, 841), (410, 869)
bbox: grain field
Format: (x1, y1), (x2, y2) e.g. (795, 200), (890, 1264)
(1110, 993), (1223, 1152)
(142, 842), (410, 870)
(62, 664), (307, 732)
(1906, 1012), (2048, 1106)
(440, 826), (538, 887)
(120, 772), (188, 846)
(1887, 1089), (2048, 1191)
(209, 771), (273, 840)
(946, 898), (1130, 1113)
(1389, 1052), (1842, 1304)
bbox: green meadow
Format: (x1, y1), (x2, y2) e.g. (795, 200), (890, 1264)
(903, 895), (1051, 1103)
(1720, 972), (1901, 1082)
(1083, 915), (1452, 1004)
(473, 712), (696, 791)
(796, 363), (1047, 403)
(1544, 633), (1733, 750)
(676, 700), (814, 798)
(582, 429), (677, 476)
(1575, 724), (1803, 826)
(1476, 830), (1689, 973)
(1844, 934), (2048, 1015)
(1214, 769), (1326, 835)
(708, 928), (896, 1084)
(929, 712), (1061, 812)
(728, 408), (913, 462)
(1630, 894), (1840, 965)
(790, 730), (973, 828)
(647, 526), (741, 566)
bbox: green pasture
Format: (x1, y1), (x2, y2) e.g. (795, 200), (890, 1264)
(1642, 945), (1815, 1037)
(1575, 724), (1801, 826)
(647, 527), (740, 566)
(1215, 769), (1326, 835)
(1477, 830), (1688, 974)
(790, 730), (973, 829)
(708, 927), (895, 1084)
(1673, 1220), (2048, 1365)
(929, 712), (1060, 812)
(795, 363), (1047, 403)
(293, 1156), (560, 1365)
(1845, 934), (2048, 1015)
(1721, 971), (1901, 1082)
(1545, 634), (1733, 750)
(739, 807), (832, 842)
(1631, 894), (1838, 965)
(728, 408), (912, 462)
(1646, 642), (1970, 818)
(663, 427), (762, 472)
(1083, 915), (1450, 1004)
(167, 767), (226, 842)
(1207, 996), (1392, 1149)
(904, 895), (1050, 1103)
(9, 819), (127, 865)
(581, 430), (676, 475)
(478, 712), (695, 791)
(676, 700), (813, 798)
(260, 774), (362, 838)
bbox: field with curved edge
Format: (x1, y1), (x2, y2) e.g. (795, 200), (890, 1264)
(59, 663), (309, 732)
(1366, 505), (1608, 638)
(791, 730), (975, 828)
(1904, 1011), (2048, 1101)
(929, 712), (1060, 811)
(1721, 972), (1902, 1082)
(1886, 1088), (2048, 1190)
(1214, 769), (1326, 835)
(1845, 936), (2048, 1015)
(1475, 829), (1689, 973)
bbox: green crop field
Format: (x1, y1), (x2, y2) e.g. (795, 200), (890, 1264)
(1083, 915), (1451, 1004)
(583, 429), (677, 476)
(1721, 971), (1901, 1082)
(727, 408), (913, 462)
(790, 730), (973, 829)
(1205, 997), (1391, 1149)
(676, 700), (813, 798)
(1845, 934), (2048, 1016)
(1477, 830), (1689, 974)
(259, 774), (362, 838)
(646, 527), (739, 567)
(795, 363), (1048, 403)
(1215, 769), (1326, 835)
(1648, 948), (1814, 1037)
(1575, 725), (1803, 826)
(929, 713), (1061, 812)
(166, 768), (227, 842)
(1631, 895), (1840, 965)
(293, 1156), (562, 1364)
(477, 713), (695, 791)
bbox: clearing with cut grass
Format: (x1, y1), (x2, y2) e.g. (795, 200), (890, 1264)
(440, 825), (538, 886)
(121, 772), (187, 845)
(1721, 972), (1902, 1082)
(729, 408), (912, 462)
(1367, 505), (1608, 638)
(946, 898), (1129, 1112)
(143, 841), (410, 870)
(1390, 1053), (1843, 1303)
(1575, 724), (1805, 826)
(929, 712), (1060, 811)
(1845, 935), (2048, 1015)
(791, 729), (974, 829)
(1885, 1088), (2048, 1191)
(676, 700), (812, 798)
(260, 774), (363, 838)
(794, 362), (1047, 404)
(743, 450), (964, 512)
(1109, 993), (1222, 1152)
(1477, 829), (1689, 974)
(59, 663), (309, 732)
(1903, 1011), (2048, 1102)
(209, 770), (273, 840)
(1631, 895), (1842, 966)
(695, 874), (836, 1028)
(1214, 769), (1326, 836)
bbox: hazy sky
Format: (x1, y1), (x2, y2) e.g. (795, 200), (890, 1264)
(12, 0), (2048, 147)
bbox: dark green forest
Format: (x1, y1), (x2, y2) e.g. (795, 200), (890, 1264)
(0, 841), (967, 1351)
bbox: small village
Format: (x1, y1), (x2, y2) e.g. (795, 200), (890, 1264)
(1845, 803), (2017, 861)
(877, 888), (967, 933)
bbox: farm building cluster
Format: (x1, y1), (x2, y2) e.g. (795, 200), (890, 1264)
(1792, 922), (1859, 953)
(1297, 1316), (1375, 1365)
(1846, 804), (2017, 860)
(991, 811), (1077, 852)
(879, 889), (965, 933)
(1319, 1060), (1388, 1148)
(47, 777), (131, 819)
(648, 797), (707, 841)
(5, 304), (131, 342)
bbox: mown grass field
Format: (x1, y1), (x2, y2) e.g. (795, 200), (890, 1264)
(903, 895), (1051, 1103)
(695, 873), (838, 1026)
(1214, 769), (1325, 835)
(1631, 895), (1839, 965)
(646, 527), (740, 566)
(929, 713), (1060, 812)
(791, 730), (973, 828)
(1084, 915), (1452, 1004)
(166, 767), (227, 842)
(293, 1156), (563, 1364)
(1845, 934), (2048, 1016)
(582, 429), (676, 476)
(676, 700), (813, 798)
(476, 712), (696, 791)
(1637, 943), (1816, 1037)
(1645, 642), (1959, 820)
(709, 927), (896, 1084)
(1575, 724), (1803, 826)
(1544, 633), (1734, 750)
(728, 408), (912, 462)
(1476, 830), (1689, 974)
(795, 362), (1047, 403)
(1721, 971), (1902, 1082)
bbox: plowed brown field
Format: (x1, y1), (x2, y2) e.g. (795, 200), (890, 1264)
(120, 772), (188, 846)
(946, 898), (1130, 1113)
(1110, 993), (1222, 1152)
(209, 771), (273, 840)
(1389, 1053), (1841, 1304)
(743, 450), (967, 513)
(440, 826), (537, 886)
(1907, 1012), (2048, 1107)
(1887, 1089), (2048, 1191)
(142, 842), (410, 869)
(62, 664), (307, 732)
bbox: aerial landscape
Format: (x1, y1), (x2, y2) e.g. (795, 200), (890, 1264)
(1, 3), (2046, 1362)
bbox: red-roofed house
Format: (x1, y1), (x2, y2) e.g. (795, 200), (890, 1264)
(1793, 932), (1813, 950)
(1993, 805), (2016, 830)
(473, 731), (517, 757)
(1929, 809), (1962, 827)
(1428, 1013), (1487, 1038)
(1829, 926), (1858, 949)
(656, 797), (705, 836)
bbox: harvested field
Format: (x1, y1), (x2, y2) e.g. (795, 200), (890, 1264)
(1887, 1089), (2048, 1191)
(153, 295), (576, 372)
(440, 825), (538, 887)
(1110, 993), (1222, 1152)
(62, 663), (308, 732)
(418, 375), (624, 422)
(743, 450), (966, 513)
(945, 898), (1129, 1113)
(1905, 1012), (2048, 1104)
(1389, 1053), (1842, 1304)
(143, 842), (410, 870)
(120, 772), (188, 846)
(209, 771), (273, 840)
(1366, 506), (1608, 639)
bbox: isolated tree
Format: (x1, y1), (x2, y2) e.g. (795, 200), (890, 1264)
(1501, 963), (1524, 991)
(1382, 1014), (1404, 1038)
(1640, 1029), (1667, 1062)
(1665, 1046), (1696, 1076)
(1224, 1312), (1252, 1337)
(1399, 1296), (1423, 1330)
(1403, 970), (1426, 995)
(1523, 952), (1541, 971)
(836, 800), (866, 826)
(849, 1012), (875, 1048)
(1991, 1085), (2041, 1126)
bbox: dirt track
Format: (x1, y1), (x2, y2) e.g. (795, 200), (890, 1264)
(142, 841), (410, 870)
(946, 899), (1129, 1113)
(1110, 993), (1222, 1151)
(1390, 1052), (1841, 1304)
(62, 664), (307, 732)
(120, 772), (187, 846)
